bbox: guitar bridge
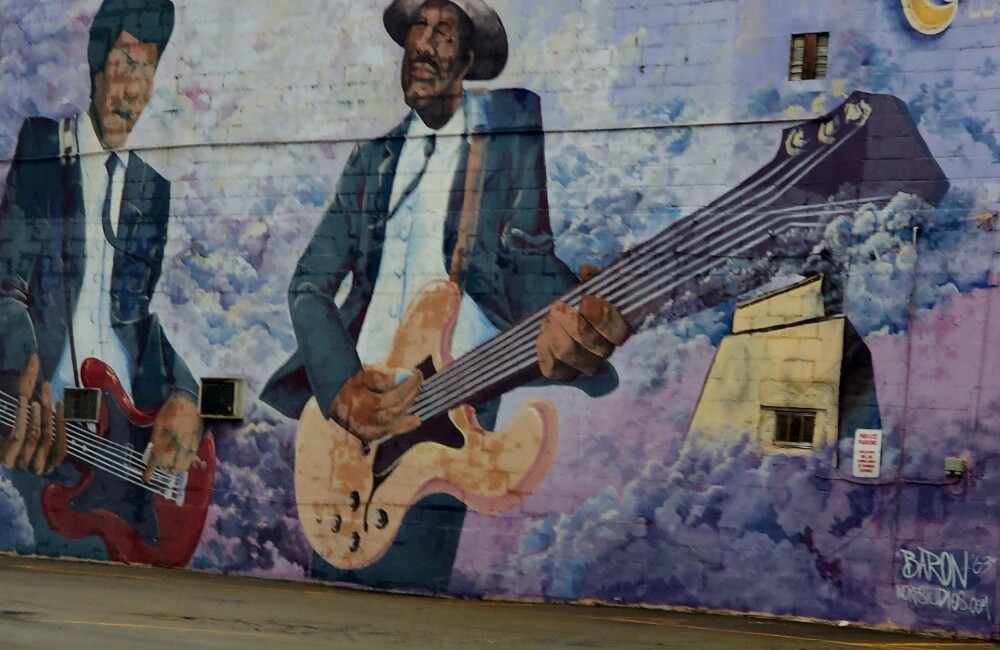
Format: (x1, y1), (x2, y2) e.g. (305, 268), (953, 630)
(140, 443), (189, 506)
(161, 471), (188, 507)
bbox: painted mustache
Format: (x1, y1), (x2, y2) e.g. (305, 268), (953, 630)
(406, 54), (441, 77)
(108, 106), (138, 125)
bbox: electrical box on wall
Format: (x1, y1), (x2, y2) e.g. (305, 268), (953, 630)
(63, 387), (101, 423)
(198, 377), (246, 420)
(944, 457), (968, 477)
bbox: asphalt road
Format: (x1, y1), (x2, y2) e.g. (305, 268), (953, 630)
(0, 554), (993, 649)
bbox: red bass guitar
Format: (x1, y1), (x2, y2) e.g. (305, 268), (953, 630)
(22, 358), (215, 567)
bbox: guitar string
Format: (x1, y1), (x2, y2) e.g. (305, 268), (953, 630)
(409, 212), (855, 422)
(410, 188), (800, 412)
(575, 118), (871, 318)
(409, 204), (859, 420)
(0, 389), (160, 467)
(0, 407), (176, 497)
(407, 148), (806, 409)
(409, 114), (873, 417)
(0, 388), (170, 467)
(410, 125), (875, 419)
(411, 116), (872, 413)
(412, 202), (887, 418)
(0, 410), (175, 498)
(0, 390), (155, 457)
(409, 196), (879, 418)
(407, 131), (848, 415)
(0, 409), (176, 498)
(0, 395), (178, 493)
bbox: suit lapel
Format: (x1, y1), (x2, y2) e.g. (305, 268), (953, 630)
(337, 120), (409, 339)
(114, 154), (149, 254)
(374, 118), (409, 220)
(60, 120), (87, 317)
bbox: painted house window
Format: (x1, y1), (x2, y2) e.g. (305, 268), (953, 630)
(788, 33), (829, 81)
(769, 408), (817, 448)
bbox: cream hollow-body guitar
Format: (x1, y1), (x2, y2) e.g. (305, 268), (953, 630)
(295, 91), (950, 570)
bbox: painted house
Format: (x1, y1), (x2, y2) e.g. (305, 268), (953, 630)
(1, 0), (1000, 639)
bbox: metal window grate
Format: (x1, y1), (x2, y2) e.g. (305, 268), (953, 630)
(789, 33), (829, 81)
(772, 409), (817, 447)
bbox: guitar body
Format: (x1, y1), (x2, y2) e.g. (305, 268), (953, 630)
(40, 358), (216, 567)
(296, 280), (559, 570)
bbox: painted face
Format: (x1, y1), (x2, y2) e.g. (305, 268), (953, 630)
(90, 31), (161, 150)
(400, 1), (473, 118)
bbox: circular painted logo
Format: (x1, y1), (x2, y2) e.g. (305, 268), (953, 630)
(902, 0), (959, 34)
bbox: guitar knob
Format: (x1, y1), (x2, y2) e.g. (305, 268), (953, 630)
(349, 532), (360, 552)
(375, 509), (389, 530)
(331, 515), (342, 533)
(315, 514), (322, 524)
(349, 491), (361, 511)
(360, 442), (371, 457)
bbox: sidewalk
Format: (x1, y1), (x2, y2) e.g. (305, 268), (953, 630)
(0, 555), (993, 649)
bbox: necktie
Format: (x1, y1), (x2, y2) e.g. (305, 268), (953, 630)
(102, 153), (120, 243)
(389, 134), (436, 221)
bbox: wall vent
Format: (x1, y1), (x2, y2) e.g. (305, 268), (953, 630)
(198, 377), (246, 420)
(63, 388), (101, 423)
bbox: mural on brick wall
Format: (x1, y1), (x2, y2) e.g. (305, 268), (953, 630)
(2, 0), (1000, 639)
(0, 0), (212, 567)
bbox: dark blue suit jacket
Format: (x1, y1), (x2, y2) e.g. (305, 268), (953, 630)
(261, 89), (616, 419)
(0, 116), (196, 408)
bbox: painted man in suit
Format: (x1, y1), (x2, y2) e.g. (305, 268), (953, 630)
(261, 0), (629, 590)
(0, 0), (202, 556)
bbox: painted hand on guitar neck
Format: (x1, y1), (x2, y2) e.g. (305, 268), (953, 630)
(536, 286), (631, 381)
(0, 354), (68, 475)
(142, 393), (203, 483)
(328, 366), (424, 443)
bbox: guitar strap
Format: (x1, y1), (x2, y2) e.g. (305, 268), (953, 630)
(448, 132), (488, 284)
(58, 116), (82, 387)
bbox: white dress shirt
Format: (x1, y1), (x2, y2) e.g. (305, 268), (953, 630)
(355, 109), (500, 366)
(50, 112), (135, 402)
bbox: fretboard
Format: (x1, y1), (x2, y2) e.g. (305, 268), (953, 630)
(408, 92), (949, 421)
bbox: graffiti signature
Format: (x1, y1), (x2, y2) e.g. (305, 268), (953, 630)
(898, 547), (996, 589)
(897, 547), (996, 619)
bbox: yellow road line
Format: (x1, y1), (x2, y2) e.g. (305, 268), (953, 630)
(38, 619), (284, 639)
(14, 561), (332, 596)
(16, 564), (155, 581)
(594, 616), (992, 649)
(10, 560), (994, 648)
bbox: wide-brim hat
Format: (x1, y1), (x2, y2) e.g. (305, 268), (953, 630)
(383, 0), (508, 81)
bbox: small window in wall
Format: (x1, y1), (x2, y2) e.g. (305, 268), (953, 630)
(770, 408), (817, 448)
(789, 33), (829, 81)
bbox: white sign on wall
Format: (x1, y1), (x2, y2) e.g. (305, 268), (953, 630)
(853, 429), (884, 478)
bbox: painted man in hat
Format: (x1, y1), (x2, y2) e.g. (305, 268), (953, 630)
(0, 0), (202, 560)
(261, 0), (629, 591)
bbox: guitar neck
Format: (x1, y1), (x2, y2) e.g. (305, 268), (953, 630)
(409, 92), (949, 421)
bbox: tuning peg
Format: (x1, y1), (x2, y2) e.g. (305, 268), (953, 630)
(818, 117), (840, 145)
(844, 99), (872, 126)
(784, 128), (808, 157)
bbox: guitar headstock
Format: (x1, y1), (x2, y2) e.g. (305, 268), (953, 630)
(770, 91), (949, 208)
